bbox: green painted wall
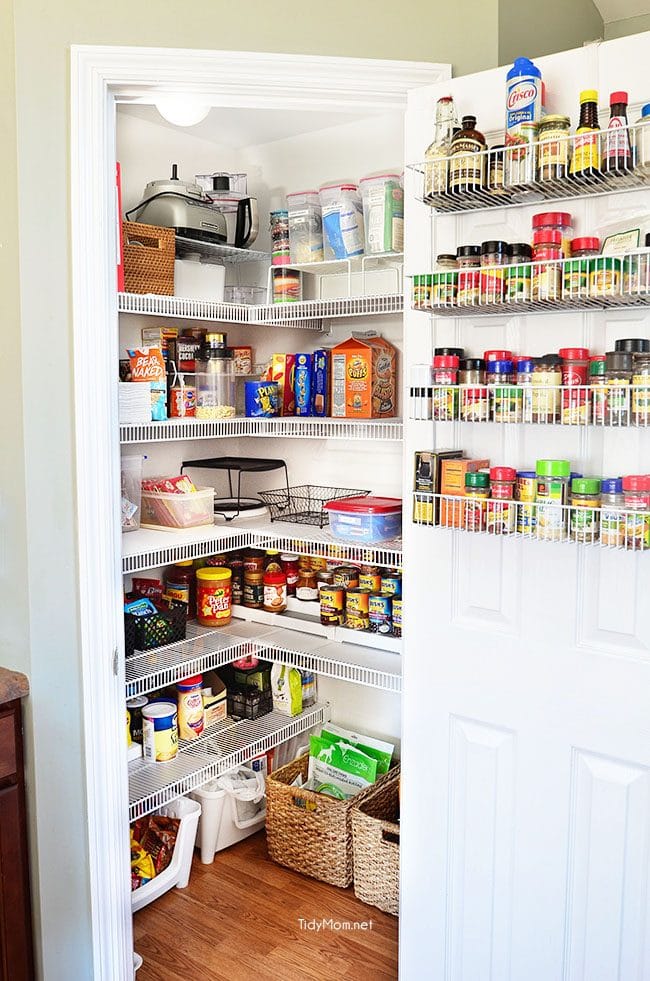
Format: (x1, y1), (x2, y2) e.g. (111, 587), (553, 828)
(605, 14), (650, 39)
(499, 0), (603, 63)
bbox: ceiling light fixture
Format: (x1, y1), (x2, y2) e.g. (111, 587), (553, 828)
(155, 98), (211, 127)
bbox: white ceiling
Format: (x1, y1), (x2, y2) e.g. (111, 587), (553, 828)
(593, 0), (650, 22)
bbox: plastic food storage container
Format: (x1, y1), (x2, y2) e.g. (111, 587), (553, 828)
(287, 190), (324, 263)
(196, 351), (236, 420)
(359, 174), (403, 254)
(324, 496), (402, 543)
(121, 454), (144, 532)
(224, 285), (267, 304)
(140, 486), (215, 530)
(131, 797), (201, 911)
(319, 183), (365, 260)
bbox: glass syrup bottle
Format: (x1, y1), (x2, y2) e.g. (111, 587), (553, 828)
(423, 96), (457, 201)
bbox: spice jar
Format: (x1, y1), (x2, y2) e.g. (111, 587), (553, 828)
(532, 212), (574, 258)
(280, 553), (300, 596)
(506, 243), (532, 302)
(563, 238), (599, 299)
(464, 471), (490, 532)
(488, 145), (507, 195)
(532, 229), (562, 301)
(589, 356), (607, 425)
(532, 355), (562, 423)
(538, 115), (572, 181)
(600, 478), (625, 547)
(515, 470), (537, 535)
(632, 353), (650, 426)
(488, 466), (516, 534)
(480, 240), (508, 304)
(243, 570), (264, 609)
(559, 347), (589, 425)
(535, 459), (571, 541)
(263, 568), (287, 613)
(432, 254), (458, 306)
(487, 359), (522, 423)
(484, 349), (513, 363)
(412, 274), (432, 310)
(591, 256), (623, 297)
(614, 338), (650, 357)
(459, 358), (489, 422)
(605, 351), (633, 426)
(196, 567), (232, 626)
(569, 478), (601, 542)
(622, 475), (650, 550)
(516, 358), (535, 423)
(623, 234), (650, 296)
(432, 354), (459, 421)
(456, 245), (481, 305)
(296, 569), (319, 601)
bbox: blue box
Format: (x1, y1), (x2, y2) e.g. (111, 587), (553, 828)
(311, 349), (330, 416)
(294, 353), (312, 416)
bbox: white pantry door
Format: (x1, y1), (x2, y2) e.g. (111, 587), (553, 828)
(399, 33), (650, 981)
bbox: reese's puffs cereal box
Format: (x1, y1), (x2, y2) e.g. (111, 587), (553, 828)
(331, 334), (397, 419)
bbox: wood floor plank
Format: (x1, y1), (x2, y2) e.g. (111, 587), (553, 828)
(134, 831), (398, 980)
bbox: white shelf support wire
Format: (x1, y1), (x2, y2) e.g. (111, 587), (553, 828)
(119, 417), (404, 445)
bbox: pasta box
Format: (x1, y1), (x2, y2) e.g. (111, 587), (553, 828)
(331, 334), (397, 419)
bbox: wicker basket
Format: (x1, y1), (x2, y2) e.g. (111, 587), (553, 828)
(351, 765), (400, 915)
(123, 221), (175, 295)
(265, 752), (394, 888)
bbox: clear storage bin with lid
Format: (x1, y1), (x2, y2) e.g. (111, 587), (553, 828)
(359, 174), (403, 254)
(287, 190), (324, 263)
(196, 334), (236, 420)
(319, 182), (364, 259)
(269, 209), (290, 265)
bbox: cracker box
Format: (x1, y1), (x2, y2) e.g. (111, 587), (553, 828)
(440, 458), (490, 528)
(271, 354), (295, 416)
(413, 449), (463, 525)
(331, 334), (397, 419)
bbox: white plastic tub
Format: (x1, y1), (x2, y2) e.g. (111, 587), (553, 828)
(359, 174), (404, 254)
(131, 796), (201, 912)
(319, 182), (364, 259)
(139, 486), (215, 530)
(190, 766), (266, 864)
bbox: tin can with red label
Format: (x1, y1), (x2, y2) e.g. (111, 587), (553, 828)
(170, 385), (196, 418)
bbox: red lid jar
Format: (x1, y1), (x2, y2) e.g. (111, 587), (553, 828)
(559, 347), (590, 386)
(484, 349), (513, 362)
(433, 354), (459, 384)
(489, 466), (516, 499)
(532, 212), (574, 257)
(263, 568), (287, 614)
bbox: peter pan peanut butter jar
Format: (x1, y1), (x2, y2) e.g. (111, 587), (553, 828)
(196, 567), (232, 626)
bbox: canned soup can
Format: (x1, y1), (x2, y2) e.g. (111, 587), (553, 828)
(346, 588), (370, 630)
(369, 592), (392, 634)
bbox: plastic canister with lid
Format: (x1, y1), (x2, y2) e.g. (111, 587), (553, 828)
(600, 477), (625, 547)
(287, 190), (324, 263)
(559, 347), (589, 425)
(359, 174), (403, 254)
(563, 238), (599, 298)
(269, 209), (290, 265)
(272, 268), (302, 303)
(532, 229), (563, 300)
(464, 471), (490, 531)
(488, 466), (516, 534)
(196, 567), (232, 626)
(177, 675), (205, 740)
(319, 182), (365, 259)
(569, 478), (601, 542)
(532, 212), (573, 258)
(142, 701), (178, 762)
(535, 459), (571, 540)
(622, 474), (650, 550)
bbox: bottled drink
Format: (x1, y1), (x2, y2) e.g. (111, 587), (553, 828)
(570, 90), (600, 179)
(423, 96), (457, 200)
(603, 91), (633, 175)
(449, 115), (486, 194)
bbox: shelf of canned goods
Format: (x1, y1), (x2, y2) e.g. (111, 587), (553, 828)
(125, 620), (402, 701)
(128, 700), (330, 820)
(119, 416), (404, 445)
(412, 492), (650, 550)
(408, 122), (650, 215)
(408, 384), (650, 427)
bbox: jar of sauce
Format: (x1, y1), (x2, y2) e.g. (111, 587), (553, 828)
(164, 560), (194, 611)
(243, 549), (266, 573)
(243, 570), (264, 608)
(456, 245), (481, 305)
(296, 569), (319, 602)
(280, 553), (300, 596)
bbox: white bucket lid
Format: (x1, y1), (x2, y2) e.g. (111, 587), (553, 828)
(142, 701), (177, 721)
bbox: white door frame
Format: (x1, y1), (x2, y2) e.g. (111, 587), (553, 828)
(69, 44), (449, 979)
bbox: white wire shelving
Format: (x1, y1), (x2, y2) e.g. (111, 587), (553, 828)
(174, 238), (272, 264)
(408, 384), (650, 427)
(122, 517), (403, 574)
(412, 492), (650, 550)
(119, 416), (404, 445)
(408, 121), (650, 214)
(128, 700), (329, 820)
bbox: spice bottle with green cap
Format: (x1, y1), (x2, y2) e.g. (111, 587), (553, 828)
(570, 478), (601, 542)
(464, 471), (490, 532)
(535, 459), (571, 540)
(589, 355), (607, 424)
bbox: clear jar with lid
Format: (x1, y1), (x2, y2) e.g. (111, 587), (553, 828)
(535, 459), (571, 540)
(532, 355), (562, 422)
(459, 359), (489, 421)
(479, 240), (508, 304)
(532, 230), (563, 301)
(600, 477), (625, 547)
(590, 256), (623, 297)
(464, 471), (490, 532)
(488, 466), (516, 534)
(432, 254), (458, 306)
(559, 347), (589, 425)
(623, 234), (650, 296)
(622, 474), (650, 550)
(605, 350), (632, 426)
(487, 359), (521, 423)
(538, 115), (572, 181)
(563, 237), (599, 299)
(506, 243), (532, 303)
(516, 358), (535, 423)
(589, 355), (606, 425)
(432, 354), (459, 421)
(632, 353), (650, 426)
(532, 212), (574, 258)
(456, 245), (481, 305)
(569, 477), (601, 542)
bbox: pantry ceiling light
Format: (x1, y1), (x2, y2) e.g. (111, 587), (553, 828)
(155, 98), (211, 127)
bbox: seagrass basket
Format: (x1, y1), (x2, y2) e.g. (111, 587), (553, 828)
(122, 221), (175, 295)
(351, 764), (400, 915)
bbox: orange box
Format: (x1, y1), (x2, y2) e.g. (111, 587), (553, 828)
(271, 354), (295, 416)
(440, 458), (490, 527)
(331, 334), (397, 419)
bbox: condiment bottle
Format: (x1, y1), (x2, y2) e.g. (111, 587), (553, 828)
(537, 114), (571, 182)
(263, 549), (282, 572)
(463, 471), (490, 532)
(263, 567), (287, 613)
(600, 477), (625, 547)
(280, 553), (300, 596)
(479, 240), (508, 304)
(570, 90), (601, 178)
(296, 568), (319, 602)
(532, 355), (562, 423)
(456, 246), (481, 305)
(432, 355), (459, 421)
(622, 475), (650, 550)
(449, 115), (486, 194)
(164, 560), (194, 611)
(635, 103), (650, 174)
(535, 459), (571, 541)
(424, 95), (458, 200)
(505, 56), (543, 187)
(569, 478), (601, 543)
(603, 91), (633, 175)
(605, 351), (633, 426)
(488, 467), (516, 534)
(559, 347), (589, 425)
(243, 569), (264, 608)
(589, 356), (606, 425)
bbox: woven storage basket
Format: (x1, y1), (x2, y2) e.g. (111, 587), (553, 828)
(351, 764), (400, 915)
(265, 753), (394, 888)
(123, 221), (175, 295)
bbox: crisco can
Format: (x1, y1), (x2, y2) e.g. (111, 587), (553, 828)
(369, 593), (392, 634)
(345, 588), (370, 630)
(320, 586), (345, 626)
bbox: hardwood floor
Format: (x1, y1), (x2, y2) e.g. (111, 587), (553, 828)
(134, 830), (399, 981)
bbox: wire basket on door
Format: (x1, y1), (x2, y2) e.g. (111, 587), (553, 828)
(258, 485), (370, 528)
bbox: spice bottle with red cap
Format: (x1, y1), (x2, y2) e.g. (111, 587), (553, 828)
(559, 347), (590, 425)
(432, 354), (459, 420)
(603, 91), (633, 175)
(488, 467), (516, 534)
(532, 212), (574, 258)
(563, 238), (600, 298)
(532, 229), (563, 301)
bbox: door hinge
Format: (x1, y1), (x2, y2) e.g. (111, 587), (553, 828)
(112, 648), (119, 677)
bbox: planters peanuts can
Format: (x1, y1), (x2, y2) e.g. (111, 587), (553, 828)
(294, 353), (312, 417)
(245, 381), (279, 417)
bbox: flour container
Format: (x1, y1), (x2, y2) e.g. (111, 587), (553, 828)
(359, 174), (403, 254)
(319, 183), (365, 259)
(287, 190), (324, 263)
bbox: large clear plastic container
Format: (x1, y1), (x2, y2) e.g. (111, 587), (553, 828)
(359, 174), (403, 254)
(287, 190), (324, 264)
(121, 454), (143, 532)
(196, 351), (236, 419)
(319, 182), (365, 259)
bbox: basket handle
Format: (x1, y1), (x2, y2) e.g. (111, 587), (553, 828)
(125, 231), (164, 250)
(381, 828), (400, 845)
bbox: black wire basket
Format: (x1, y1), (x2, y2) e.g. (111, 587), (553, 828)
(124, 601), (187, 658)
(258, 484), (371, 528)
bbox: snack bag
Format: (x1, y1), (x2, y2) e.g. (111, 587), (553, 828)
(318, 723), (394, 774)
(128, 347), (167, 421)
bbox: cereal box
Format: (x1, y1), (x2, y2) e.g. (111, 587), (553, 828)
(311, 349), (330, 416)
(294, 353), (312, 416)
(271, 354), (295, 416)
(331, 334), (397, 419)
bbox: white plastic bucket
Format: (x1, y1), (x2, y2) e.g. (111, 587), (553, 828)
(190, 766), (266, 864)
